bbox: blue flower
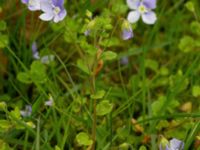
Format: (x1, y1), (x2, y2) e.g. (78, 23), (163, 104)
(40, 55), (55, 64)
(20, 105), (32, 117)
(45, 95), (54, 106)
(21, 0), (41, 11)
(122, 27), (134, 40)
(160, 138), (184, 150)
(127, 0), (157, 24)
(84, 29), (91, 36)
(31, 41), (40, 59)
(39, 0), (67, 23)
(120, 56), (129, 65)
(122, 20), (134, 40)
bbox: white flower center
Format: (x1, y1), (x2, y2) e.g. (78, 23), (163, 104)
(54, 7), (61, 15)
(138, 4), (147, 14)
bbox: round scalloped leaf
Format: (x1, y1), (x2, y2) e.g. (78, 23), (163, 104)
(76, 132), (93, 146)
(17, 72), (32, 84)
(30, 61), (47, 83)
(96, 100), (113, 116)
(192, 85), (200, 97)
(91, 90), (105, 99)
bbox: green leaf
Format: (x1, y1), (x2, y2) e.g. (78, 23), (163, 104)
(192, 85), (200, 97)
(185, 1), (195, 12)
(101, 51), (117, 61)
(139, 145), (147, 150)
(86, 10), (92, 18)
(145, 59), (159, 72)
(91, 90), (105, 99)
(9, 107), (21, 120)
(0, 34), (8, 48)
(151, 96), (180, 115)
(0, 120), (12, 130)
(80, 40), (97, 55)
(76, 132), (93, 146)
(77, 59), (90, 75)
(100, 37), (120, 47)
(0, 140), (13, 150)
(96, 100), (113, 116)
(17, 72), (32, 84)
(64, 18), (79, 43)
(30, 61), (47, 83)
(151, 98), (164, 115)
(156, 120), (169, 131)
(119, 143), (129, 150)
(159, 67), (169, 76)
(112, 1), (128, 15)
(179, 36), (195, 52)
(190, 21), (200, 36)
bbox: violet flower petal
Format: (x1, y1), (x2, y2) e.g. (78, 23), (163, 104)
(40, 0), (53, 13)
(126, 0), (140, 9)
(39, 12), (54, 21)
(31, 41), (40, 59)
(25, 0), (41, 11)
(127, 10), (140, 23)
(54, 9), (67, 23)
(141, 11), (157, 24)
(143, 0), (157, 9)
(122, 28), (134, 40)
(120, 56), (129, 65)
(21, 0), (29, 4)
(170, 138), (184, 150)
(20, 105), (32, 117)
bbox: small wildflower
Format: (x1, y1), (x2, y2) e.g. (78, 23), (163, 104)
(127, 0), (157, 24)
(45, 95), (54, 106)
(84, 29), (91, 36)
(122, 20), (134, 40)
(160, 138), (184, 150)
(122, 27), (134, 40)
(39, 0), (67, 23)
(20, 105), (32, 117)
(21, 0), (41, 11)
(40, 54), (55, 64)
(31, 41), (40, 59)
(120, 56), (129, 65)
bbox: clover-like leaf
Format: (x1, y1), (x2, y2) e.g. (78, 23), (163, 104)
(145, 59), (159, 72)
(30, 61), (47, 83)
(91, 90), (105, 99)
(9, 107), (21, 120)
(185, 1), (195, 12)
(0, 120), (12, 130)
(192, 85), (200, 97)
(76, 132), (93, 146)
(17, 72), (32, 84)
(179, 36), (194, 52)
(190, 21), (200, 36)
(0, 34), (8, 48)
(96, 100), (113, 116)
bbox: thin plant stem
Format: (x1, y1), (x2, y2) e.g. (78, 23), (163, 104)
(90, 73), (96, 150)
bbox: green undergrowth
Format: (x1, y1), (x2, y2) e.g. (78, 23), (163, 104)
(0, 0), (200, 150)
